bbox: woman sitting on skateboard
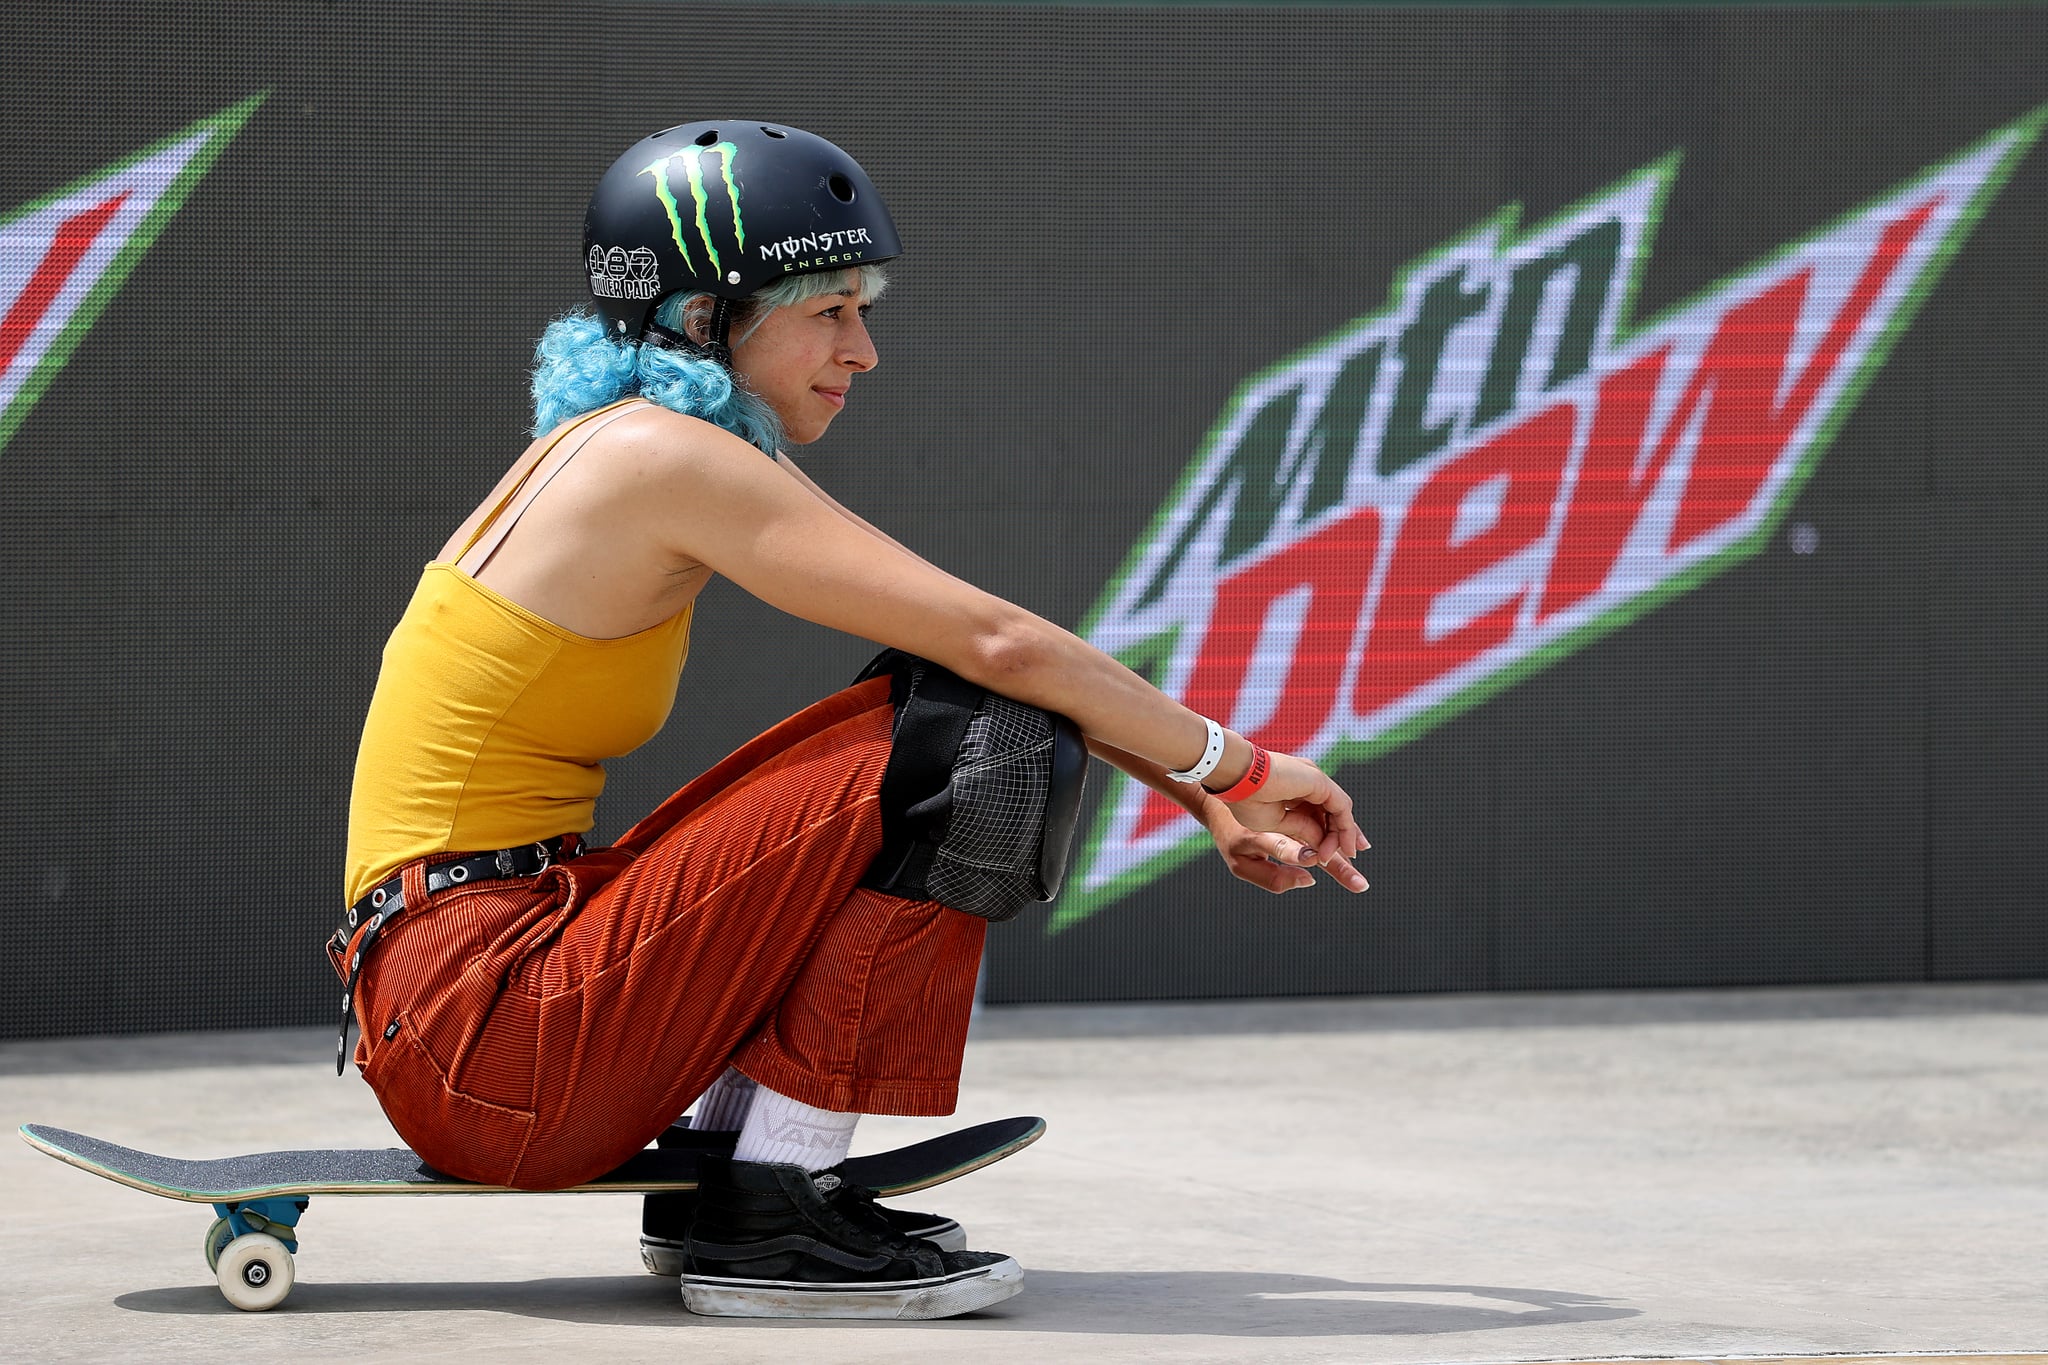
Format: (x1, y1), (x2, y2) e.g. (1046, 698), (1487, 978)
(334, 121), (1369, 1320)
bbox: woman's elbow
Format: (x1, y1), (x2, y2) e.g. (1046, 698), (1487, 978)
(960, 607), (1056, 689)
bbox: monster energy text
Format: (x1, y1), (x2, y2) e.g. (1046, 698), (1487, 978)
(760, 228), (874, 263)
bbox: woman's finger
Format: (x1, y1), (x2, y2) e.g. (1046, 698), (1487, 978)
(1240, 826), (1318, 866)
(1319, 849), (1369, 892)
(1235, 855), (1314, 893)
(1247, 823), (1368, 891)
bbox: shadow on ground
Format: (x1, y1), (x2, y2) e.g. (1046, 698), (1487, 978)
(117, 1270), (1638, 1336)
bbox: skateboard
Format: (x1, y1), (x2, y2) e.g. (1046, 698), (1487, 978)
(19, 1114), (1043, 1312)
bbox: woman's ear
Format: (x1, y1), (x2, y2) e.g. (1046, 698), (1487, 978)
(680, 294), (715, 345)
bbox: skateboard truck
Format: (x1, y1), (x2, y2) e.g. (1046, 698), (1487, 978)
(211, 1197), (305, 1251)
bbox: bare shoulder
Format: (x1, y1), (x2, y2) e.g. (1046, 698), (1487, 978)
(595, 402), (778, 484)
(525, 403), (789, 535)
(571, 403), (830, 574)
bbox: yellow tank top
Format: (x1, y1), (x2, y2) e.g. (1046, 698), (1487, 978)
(344, 403), (692, 903)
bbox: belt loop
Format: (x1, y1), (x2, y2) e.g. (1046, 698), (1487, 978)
(401, 858), (432, 910)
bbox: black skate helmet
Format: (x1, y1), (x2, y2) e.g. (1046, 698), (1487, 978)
(582, 121), (903, 365)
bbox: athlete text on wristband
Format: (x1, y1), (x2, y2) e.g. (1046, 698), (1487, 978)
(1206, 745), (1272, 803)
(1165, 716), (1227, 785)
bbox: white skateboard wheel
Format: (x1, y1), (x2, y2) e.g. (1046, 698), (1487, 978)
(215, 1233), (295, 1311)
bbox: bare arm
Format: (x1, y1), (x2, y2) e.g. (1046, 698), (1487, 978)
(775, 452), (940, 567)
(626, 410), (1364, 861)
(782, 449), (1361, 886)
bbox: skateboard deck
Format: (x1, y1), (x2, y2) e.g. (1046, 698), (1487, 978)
(21, 1115), (1041, 1201)
(19, 1115), (1043, 1311)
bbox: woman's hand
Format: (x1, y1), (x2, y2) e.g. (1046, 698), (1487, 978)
(1229, 751), (1369, 859)
(1199, 754), (1370, 894)
(1084, 736), (1371, 895)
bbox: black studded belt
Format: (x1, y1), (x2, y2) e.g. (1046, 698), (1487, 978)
(329, 834), (585, 1074)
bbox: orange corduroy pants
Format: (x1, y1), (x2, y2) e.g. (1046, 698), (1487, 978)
(334, 678), (987, 1190)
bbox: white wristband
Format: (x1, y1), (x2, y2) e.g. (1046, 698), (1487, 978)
(1166, 717), (1228, 785)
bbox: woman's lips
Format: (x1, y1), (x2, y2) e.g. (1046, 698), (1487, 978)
(815, 387), (847, 410)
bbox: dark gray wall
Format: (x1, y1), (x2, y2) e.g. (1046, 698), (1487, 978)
(1, 4), (2043, 1037)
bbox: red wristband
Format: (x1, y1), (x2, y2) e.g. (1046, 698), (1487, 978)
(1205, 745), (1271, 803)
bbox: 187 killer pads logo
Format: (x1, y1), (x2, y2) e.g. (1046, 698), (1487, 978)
(0, 94), (263, 456)
(1063, 110), (2045, 931)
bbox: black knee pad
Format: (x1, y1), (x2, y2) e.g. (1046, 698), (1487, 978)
(856, 649), (1087, 921)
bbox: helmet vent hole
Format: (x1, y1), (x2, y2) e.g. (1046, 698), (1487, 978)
(828, 173), (855, 203)
(694, 129), (719, 146)
(761, 126), (786, 139)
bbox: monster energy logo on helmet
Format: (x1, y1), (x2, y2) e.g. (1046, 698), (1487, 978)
(582, 121), (904, 339)
(640, 141), (744, 279)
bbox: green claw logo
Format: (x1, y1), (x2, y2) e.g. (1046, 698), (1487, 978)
(640, 142), (744, 277)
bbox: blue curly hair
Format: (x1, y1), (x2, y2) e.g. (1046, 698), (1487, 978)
(529, 266), (888, 450)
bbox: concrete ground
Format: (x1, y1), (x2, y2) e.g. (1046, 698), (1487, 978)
(6, 982), (2048, 1363)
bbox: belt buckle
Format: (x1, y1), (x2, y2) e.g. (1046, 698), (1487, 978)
(531, 841), (553, 872)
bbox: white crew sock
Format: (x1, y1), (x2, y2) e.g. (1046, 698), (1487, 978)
(688, 1067), (759, 1132)
(733, 1085), (860, 1172)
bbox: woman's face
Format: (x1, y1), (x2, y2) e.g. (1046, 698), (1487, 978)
(730, 270), (880, 446)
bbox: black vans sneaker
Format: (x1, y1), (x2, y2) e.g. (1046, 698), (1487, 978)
(639, 1126), (964, 1275)
(676, 1154), (1021, 1319)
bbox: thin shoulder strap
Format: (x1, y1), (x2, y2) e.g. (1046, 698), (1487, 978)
(455, 399), (649, 574)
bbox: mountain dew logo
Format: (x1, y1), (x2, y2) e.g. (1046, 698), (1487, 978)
(1062, 109), (2046, 932)
(641, 141), (744, 277)
(0, 93), (264, 457)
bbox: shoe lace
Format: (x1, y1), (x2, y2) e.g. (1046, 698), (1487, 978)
(814, 1170), (914, 1247)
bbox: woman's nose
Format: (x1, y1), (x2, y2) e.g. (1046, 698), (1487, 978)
(840, 316), (878, 372)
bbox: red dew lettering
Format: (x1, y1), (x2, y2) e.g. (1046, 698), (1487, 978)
(1537, 345), (1672, 621)
(1130, 506), (1383, 841)
(1352, 401), (1578, 725)
(1662, 197), (1940, 555)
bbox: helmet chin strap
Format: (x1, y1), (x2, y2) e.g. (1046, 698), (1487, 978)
(643, 295), (735, 369)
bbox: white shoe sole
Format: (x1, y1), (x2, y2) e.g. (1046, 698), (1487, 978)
(642, 1221), (967, 1274)
(678, 1255), (1022, 1319)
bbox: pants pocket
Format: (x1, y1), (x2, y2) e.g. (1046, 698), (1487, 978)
(363, 1014), (538, 1187)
